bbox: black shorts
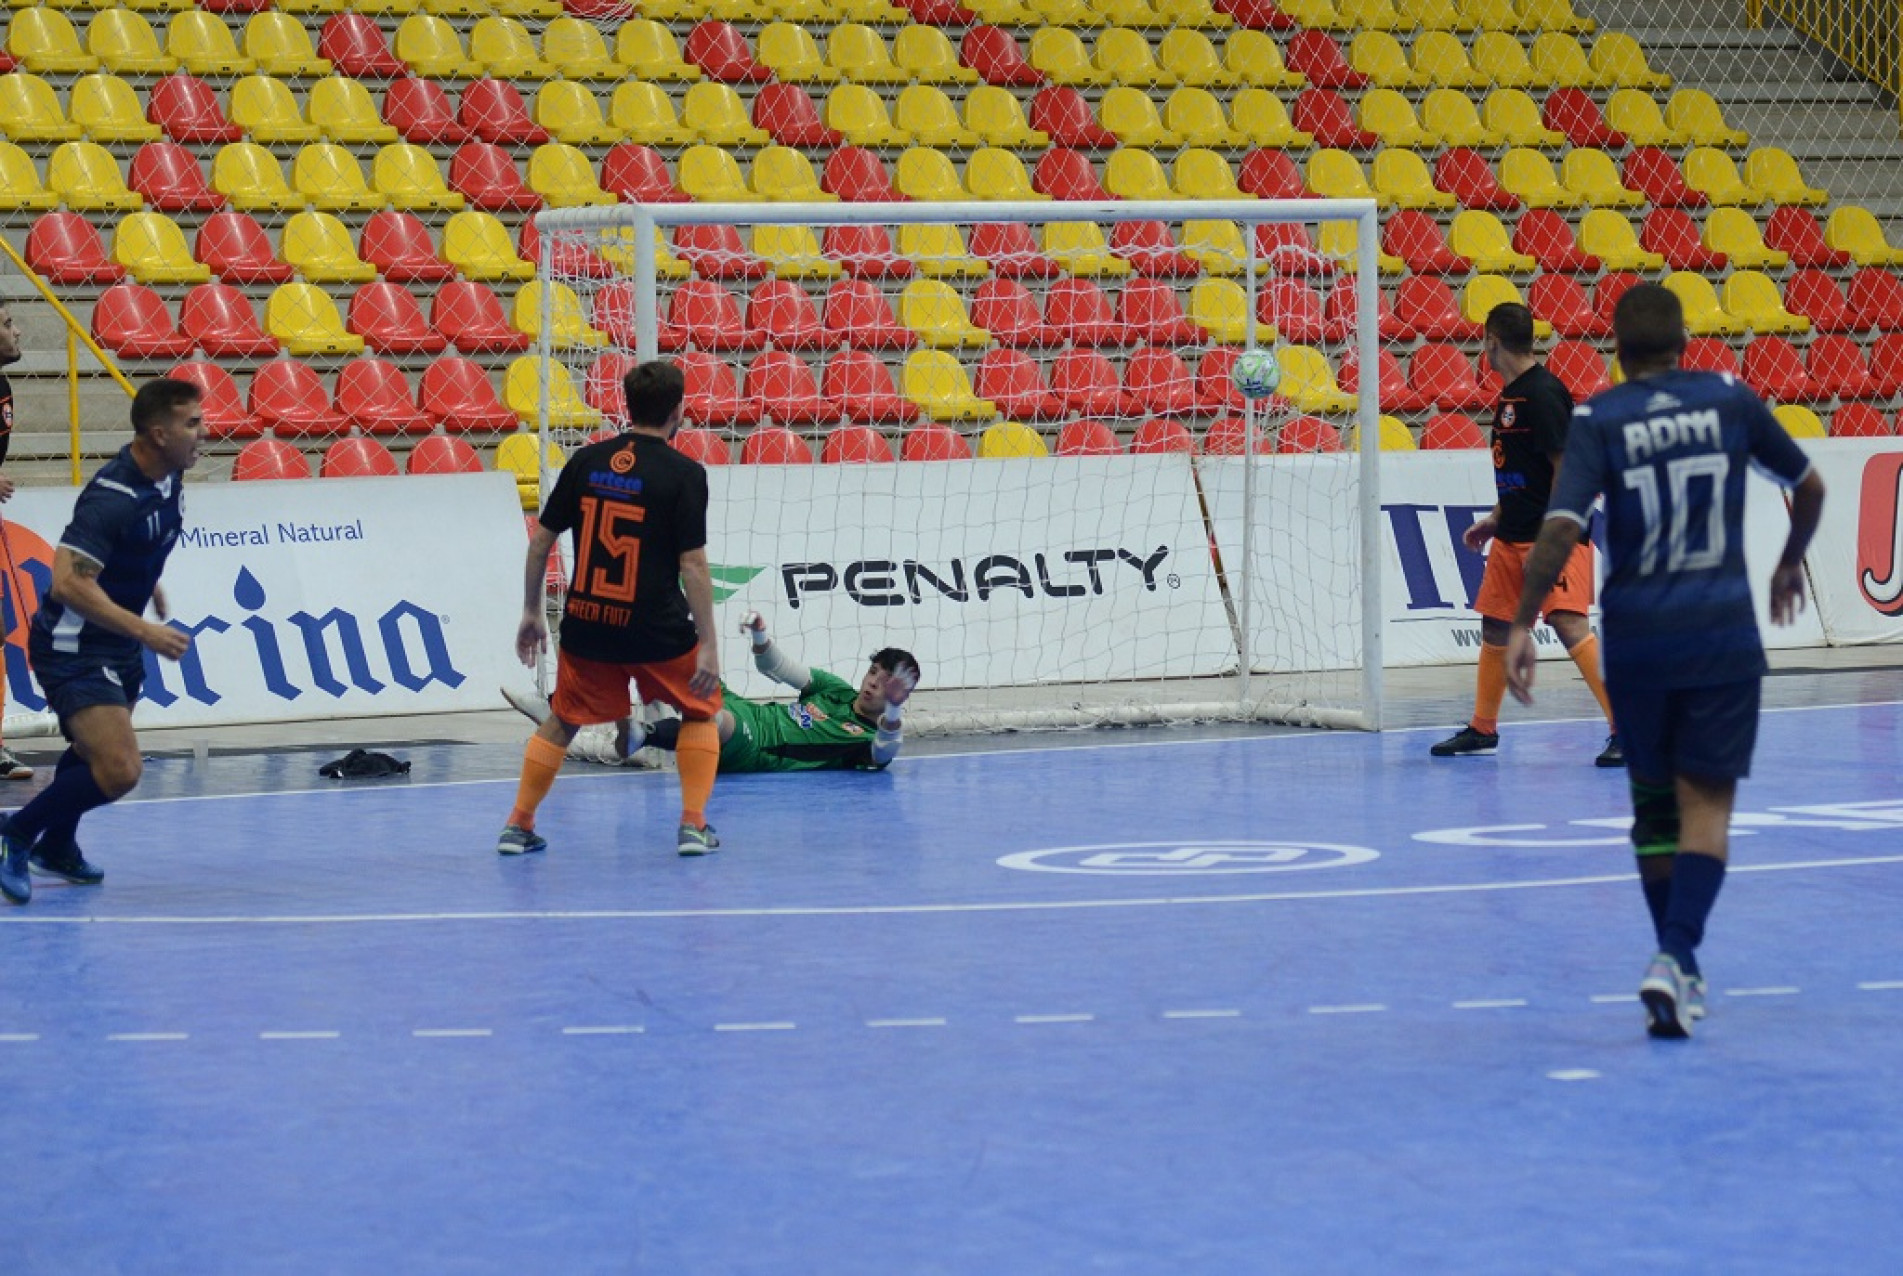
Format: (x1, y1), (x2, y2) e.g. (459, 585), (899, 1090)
(1608, 676), (1762, 783)
(28, 640), (147, 740)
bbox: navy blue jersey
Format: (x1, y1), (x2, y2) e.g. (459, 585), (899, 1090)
(1548, 370), (1812, 689)
(33, 445), (185, 660)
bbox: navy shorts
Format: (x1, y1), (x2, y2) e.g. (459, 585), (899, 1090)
(1607, 677), (1762, 783)
(28, 640), (147, 740)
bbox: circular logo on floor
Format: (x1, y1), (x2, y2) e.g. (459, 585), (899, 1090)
(997, 840), (1380, 876)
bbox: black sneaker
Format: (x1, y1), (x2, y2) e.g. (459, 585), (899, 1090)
(1595, 734), (1625, 768)
(30, 839), (104, 885)
(0, 749), (34, 782)
(0, 817), (30, 905)
(1430, 725), (1500, 757)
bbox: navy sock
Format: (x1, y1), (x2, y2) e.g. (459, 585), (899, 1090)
(647, 719), (681, 753)
(1637, 856), (1674, 944)
(36, 750), (88, 848)
(7, 760), (113, 845)
(1660, 852), (1726, 978)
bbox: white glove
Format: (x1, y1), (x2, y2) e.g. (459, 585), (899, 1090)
(882, 665), (916, 711)
(738, 610), (768, 649)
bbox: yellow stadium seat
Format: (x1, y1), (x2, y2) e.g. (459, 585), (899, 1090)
(294, 142), (382, 212)
(978, 422), (1049, 458)
(1320, 219), (1404, 274)
(899, 223), (986, 278)
(1666, 89), (1748, 148)
(267, 282), (365, 356)
(757, 21), (837, 83)
(1472, 32), (1542, 88)
(1561, 147), (1643, 207)
(896, 147), (971, 202)
(1151, 0), (1231, 28)
(1462, 0), (1535, 30)
(243, 12), (332, 77)
(754, 224), (842, 280)
(1225, 30), (1303, 88)
(1088, 0), (1159, 26)
(1352, 415), (1419, 451)
(1231, 88), (1312, 147)
(969, 147), (1046, 201)
(392, 15), (479, 78)
(899, 279), (990, 348)
(1399, 0), (1474, 29)
(826, 83), (910, 146)
(0, 143), (57, 212)
(528, 142), (615, 207)
(166, 11), (255, 76)
(612, 82), (694, 146)
(1663, 271), (1748, 336)
(1358, 88), (1431, 147)
(505, 359), (599, 430)
(1449, 210), (1535, 272)
(373, 142), (463, 211)
(1105, 148), (1174, 201)
(1101, 86), (1181, 147)
(512, 279), (607, 349)
(903, 350), (996, 421)
(1165, 87), (1243, 147)
(1591, 32), (1670, 89)
(1278, 0), (1350, 28)
(1412, 32), (1483, 87)
(1579, 210), (1664, 271)
(1500, 147), (1580, 207)
(702, 0), (774, 18)
(69, 73), (162, 144)
(1373, 149), (1455, 209)
(10, 11), (98, 74)
(212, 142), (304, 211)
(1181, 219), (1247, 274)
(1188, 279), (1251, 343)
(966, 0), (1035, 24)
(964, 84), (1046, 147)
(1772, 405), (1827, 439)
(534, 80), (620, 146)
(1350, 32), (1426, 88)
(281, 209), (377, 283)
(599, 226), (689, 281)
(443, 210), (533, 281)
(542, 16), (619, 80)
(894, 24), (978, 85)
(88, 9), (176, 75)
(47, 140), (141, 211)
(1158, 30), (1240, 88)
(470, 16), (554, 78)
(354, 0), (422, 16)
(682, 82), (769, 146)
(1422, 89), (1502, 147)
(1481, 88), (1564, 147)
(896, 85), (978, 147)
(751, 145), (833, 201)
(1463, 275), (1552, 337)
(1529, 32), (1602, 87)
(111, 211), (209, 284)
(1095, 27), (1175, 86)
(1175, 149), (1250, 200)
(1043, 221), (1130, 276)
(1704, 208), (1787, 270)
(1521, 0), (1594, 32)
(1340, 0), (1410, 32)
(0, 73), (82, 143)
(829, 22), (909, 84)
(1724, 270), (1809, 334)
(311, 76), (397, 144)
(616, 21), (701, 81)
(1279, 345), (1356, 414)
(229, 75), (318, 144)
(1685, 147), (1764, 206)
(1825, 206), (1903, 267)
(1306, 149), (1376, 202)
(494, 430), (568, 506)
(1605, 89), (1684, 147)
(1745, 147), (1827, 206)
(1029, 30), (1097, 86)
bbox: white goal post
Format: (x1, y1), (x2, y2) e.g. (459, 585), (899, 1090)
(531, 198), (1384, 733)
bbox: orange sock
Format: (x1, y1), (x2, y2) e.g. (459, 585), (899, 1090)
(1568, 634), (1615, 729)
(507, 733), (567, 830)
(676, 719), (719, 827)
(1471, 642), (1508, 735)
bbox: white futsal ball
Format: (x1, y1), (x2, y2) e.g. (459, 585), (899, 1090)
(1231, 347), (1283, 400)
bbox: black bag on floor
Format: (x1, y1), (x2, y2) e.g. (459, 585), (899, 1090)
(318, 749), (412, 780)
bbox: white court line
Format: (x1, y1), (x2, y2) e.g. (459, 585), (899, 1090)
(107, 1032), (187, 1042)
(1015, 1014), (1093, 1025)
(1858, 981), (1903, 991)
(259, 1031), (339, 1040)
(866, 1018), (946, 1028)
(714, 1022), (796, 1032)
(1453, 999), (1528, 1010)
(1308, 1004), (1386, 1015)
(1548, 1069), (1601, 1082)
(412, 1028), (491, 1038)
(1724, 986), (1801, 997)
(1590, 994), (1639, 1004)
(0, 1033), (38, 1042)
(1162, 1009), (1241, 1020)
(561, 1025), (645, 1036)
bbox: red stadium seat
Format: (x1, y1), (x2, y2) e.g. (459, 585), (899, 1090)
(420, 356), (515, 433)
(349, 282), (445, 356)
(129, 142), (225, 213)
(170, 360), (262, 438)
(180, 282), (278, 358)
(1324, 284), (1410, 343)
(1543, 88), (1625, 149)
(822, 425), (895, 463)
(1420, 413), (1484, 449)
(1111, 221), (1200, 278)
(1196, 348), (1246, 413)
(91, 283), (194, 360)
(824, 280), (917, 349)
(459, 78), (548, 146)
(1594, 272), (1643, 329)
(1050, 349), (1137, 416)
(974, 348), (1066, 419)
(583, 352), (634, 426)
(1125, 346), (1215, 416)
(26, 213), (125, 284)
(432, 280), (530, 354)
(971, 278), (1061, 347)
(320, 14), (406, 79)
(673, 223), (767, 280)
(147, 73), (241, 145)
(824, 224), (912, 278)
(746, 352), (833, 426)
(321, 436), (401, 477)
(1514, 210), (1599, 272)
(1785, 269), (1856, 332)
(1213, 0), (1298, 29)
(1641, 208), (1724, 271)
(336, 359), (430, 434)
(1202, 415), (1273, 455)
(685, 21), (772, 83)
(1806, 335), (1877, 399)
(1395, 276), (1479, 340)
(1340, 347), (1432, 413)
(741, 426), (815, 464)
(1056, 419), (1122, 456)
(1435, 149), (1519, 211)
(1764, 207), (1851, 269)
(407, 434), (484, 475)
(671, 427), (733, 466)
(823, 350), (920, 424)
(233, 438), (313, 481)
(1029, 87), (1116, 148)
(1131, 416), (1195, 454)
(1033, 148), (1112, 202)
(961, 26), (1044, 87)
(600, 144), (690, 204)
(1238, 149), (1312, 200)
(1286, 31), (1366, 89)
(680, 351), (760, 426)
(902, 0), (979, 24)
(1624, 147), (1704, 208)
(902, 424), (973, 460)
(970, 222), (1060, 278)
(195, 211), (293, 284)
(1277, 415), (1343, 454)
(1118, 279), (1205, 344)
(1529, 273), (1610, 338)
(1682, 337), (1742, 377)
(1742, 336), (1819, 402)
(1410, 344), (1487, 411)
(1871, 334), (1903, 397)
(384, 77), (470, 145)
(1260, 278), (1344, 345)
(360, 210), (455, 283)
(1846, 268), (1903, 330)
(251, 357), (346, 437)
(448, 142), (542, 211)
(823, 147), (903, 203)
(1292, 89), (1376, 150)
(749, 280), (835, 350)
(670, 280), (763, 351)
(518, 219), (614, 282)
(1546, 340), (1612, 399)
(1829, 403), (1890, 437)
(1385, 210), (1471, 275)
(1045, 279), (1133, 347)
(1256, 223), (1334, 276)
(754, 83), (840, 148)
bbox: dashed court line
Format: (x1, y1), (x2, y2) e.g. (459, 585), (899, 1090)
(106, 1032), (187, 1042)
(412, 1028), (491, 1039)
(1162, 1009), (1241, 1020)
(1725, 986), (1801, 998)
(259, 1031), (339, 1041)
(714, 1022), (796, 1032)
(1015, 1014), (1094, 1025)
(561, 1025), (645, 1036)
(866, 1018), (947, 1029)
(1308, 1004), (1387, 1015)
(1453, 999), (1528, 1010)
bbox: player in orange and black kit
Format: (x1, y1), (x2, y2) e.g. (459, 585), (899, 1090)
(0, 302), (34, 781)
(1431, 302), (1620, 766)
(497, 359), (726, 858)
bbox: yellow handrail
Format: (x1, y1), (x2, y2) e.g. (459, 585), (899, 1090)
(1749, 0), (1903, 131)
(0, 236), (138, 486)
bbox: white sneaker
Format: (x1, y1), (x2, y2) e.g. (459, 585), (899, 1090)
(501, 685), (551, 725)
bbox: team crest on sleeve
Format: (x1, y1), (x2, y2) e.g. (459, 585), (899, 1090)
(1500, 404), (1516, 427)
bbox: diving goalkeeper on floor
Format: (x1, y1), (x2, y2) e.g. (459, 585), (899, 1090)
(506, 611), (920, 772)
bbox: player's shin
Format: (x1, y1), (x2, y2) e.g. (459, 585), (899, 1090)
(1631, 778), (1681, 943)
(508, 734), (567, 831)
(676, 720), (719, 828)
(1472, 643), (1509, 734)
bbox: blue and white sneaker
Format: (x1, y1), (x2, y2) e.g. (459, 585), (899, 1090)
(1684, 975), (1707, 1021)
(1640, 952), (1694, 1039)
(0, 816), (33, 905)
(497, 824), (547, 856)
(30, 838), (103, 885)
(676, 823), (719, 857)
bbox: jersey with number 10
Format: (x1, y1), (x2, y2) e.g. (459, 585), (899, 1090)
(538, 433), (709, 665)
(1547, 370), (1813, 689)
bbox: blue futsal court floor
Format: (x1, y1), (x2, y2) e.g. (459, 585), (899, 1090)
(2, 699), (1901, 1273)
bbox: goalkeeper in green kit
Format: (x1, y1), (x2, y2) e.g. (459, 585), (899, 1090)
(506, 610), (920, 773)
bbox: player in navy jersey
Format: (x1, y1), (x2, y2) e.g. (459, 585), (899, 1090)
(1504, 285), (1826, 1038)
(0, 379), (203, 905)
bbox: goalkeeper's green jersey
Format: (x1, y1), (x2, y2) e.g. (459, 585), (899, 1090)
(720, 668), (884, 773)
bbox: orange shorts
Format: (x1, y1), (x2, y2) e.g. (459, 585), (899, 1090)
(549, 645), (723, 727)
(1474, 538), (1596, 623)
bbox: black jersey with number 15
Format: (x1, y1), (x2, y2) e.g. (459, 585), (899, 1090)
(1491, 364), (1576, 544)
